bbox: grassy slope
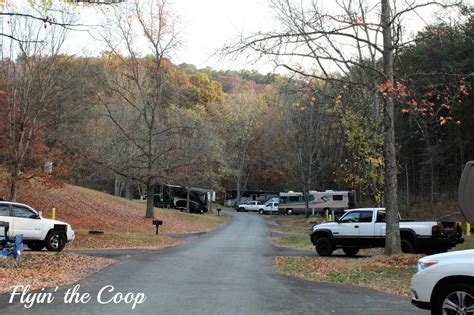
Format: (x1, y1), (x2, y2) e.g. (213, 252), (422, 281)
(2, 181), (226, 249)
(15, 182), (225, 234)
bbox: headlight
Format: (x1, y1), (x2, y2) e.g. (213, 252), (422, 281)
(416, 260), (438, 272)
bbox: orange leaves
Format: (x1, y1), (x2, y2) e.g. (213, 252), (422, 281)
(0, 252), (115, 294)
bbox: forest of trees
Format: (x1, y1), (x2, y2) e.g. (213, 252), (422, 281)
(0, 0), (472, 249)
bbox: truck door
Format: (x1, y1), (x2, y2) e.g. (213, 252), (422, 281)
(358, 210), (376, 246)
(272, 203), (279, 213)
(332, 211), (361, 246)
(11, 205), (43, 239)
(373, 210), (387, 247)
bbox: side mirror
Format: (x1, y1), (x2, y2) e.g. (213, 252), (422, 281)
(38, 211), (42, 218)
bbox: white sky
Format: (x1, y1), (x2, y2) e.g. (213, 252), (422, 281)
(3, 0), (470, 73)
(66, 0), (275, 72)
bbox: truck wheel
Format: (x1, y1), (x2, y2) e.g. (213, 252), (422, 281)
(432, 283), (474, 315)
(28, 241), (45, 251)
(45, 231), (66, 252)
(258, 209), (265, 215)
(401, 239), (414, 253)
(342, 248), (359, 256)
(316, 237), (333, 256)
(286, 209), (293, 215)
(238, 207), (244, 212)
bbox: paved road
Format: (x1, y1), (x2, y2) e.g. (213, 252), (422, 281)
(0, 211), (428, 314)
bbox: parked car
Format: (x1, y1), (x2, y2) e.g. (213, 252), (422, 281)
(236, 201), (262, 212)
(174, 200), (208, 214)
(310, 208), (463, 256)
(411, 249), (474, 314)
(411, 161), (474, 314)
(258, 202), (279, 215)
(0, 201), (75, 252)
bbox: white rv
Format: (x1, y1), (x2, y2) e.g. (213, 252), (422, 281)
(278, 190), (355, 215)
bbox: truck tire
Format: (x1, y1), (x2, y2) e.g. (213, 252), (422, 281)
(45, 231), (66, 252)
(432, 282), (474, 315)
(258, 209), (265, 215)
(27, 241), (45, 251)
(401, 239), (414, 253)
(316, 237), (333, 256)
(286, 209), (293, 215)
(238, 207), (245, 212)
(342, 247), (359, 256)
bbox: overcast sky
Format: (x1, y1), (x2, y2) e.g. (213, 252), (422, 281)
(65, 0), (275, 72)
(5, 0), (469, 73)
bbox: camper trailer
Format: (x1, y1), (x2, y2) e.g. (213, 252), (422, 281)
(278, 190), (355, 215)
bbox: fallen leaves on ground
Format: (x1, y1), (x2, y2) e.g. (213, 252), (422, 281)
(0, 252), (115, 294)
(273, 254), (422, 296)
(14, 182), (226, 235)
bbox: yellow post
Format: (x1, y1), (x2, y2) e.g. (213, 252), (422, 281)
(467, 223), (471, 237)
(329, 214), (332, 221)
(52, 208), (56, 220)
(325, 210), (329, 220)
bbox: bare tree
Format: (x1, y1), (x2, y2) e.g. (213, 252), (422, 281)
(94, 0), (182, 218)
(218, 93), (266, 206)
(223, 0), (464, 254)
(283, 86), (343, 216)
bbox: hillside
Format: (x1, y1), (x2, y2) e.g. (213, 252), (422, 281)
(8, 182), (225, 235)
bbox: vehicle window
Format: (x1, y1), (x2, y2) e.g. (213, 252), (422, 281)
(12, 206), (37, 219)
(359, 211), (373, 223)
(289, 196), (300, 202)
(0, 205), (10, 217)
(274, 203), (278, 207)
(376, 211), (386, 223)
(339, 211), (360, 223)
(280, 196), (288, 203)
(333, 195), (343, 201)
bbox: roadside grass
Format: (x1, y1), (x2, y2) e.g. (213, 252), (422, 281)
(452, 233), (474, 251)
(273, 255), (420, 296)
(269, 215), (321, 235)
(272, 235), (315, 251)
(68, 230), (181, 249)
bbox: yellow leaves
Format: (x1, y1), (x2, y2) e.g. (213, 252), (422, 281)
(335, 95), (342, 107)
(367, 156), (384, 168)
(439, 116), (454, 126)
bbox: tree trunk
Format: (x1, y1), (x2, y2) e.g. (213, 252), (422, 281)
(235, 176), (241, 207)
(304, 189), (310, 218)
(146, 183), (155, 218)
(9, 180), (17, 202)
(382, 0), (401, 255)
(114, 175), (122, 196)
(124, 176), (131, 200)
(186, 186), (191, 213)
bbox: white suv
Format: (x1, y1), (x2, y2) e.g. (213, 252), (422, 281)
(0, 201), (75, 252)
(411, 161), (474, 314)
(411, 250), (474, 313)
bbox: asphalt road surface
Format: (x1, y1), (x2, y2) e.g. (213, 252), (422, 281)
(0, 211), (428, 315)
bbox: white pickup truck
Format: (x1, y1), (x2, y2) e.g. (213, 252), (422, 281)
(236, 201), (263, 212)
(257, 202), (279, 215)
(0, 201), (75, 252)
(310, 208), (463, 256)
